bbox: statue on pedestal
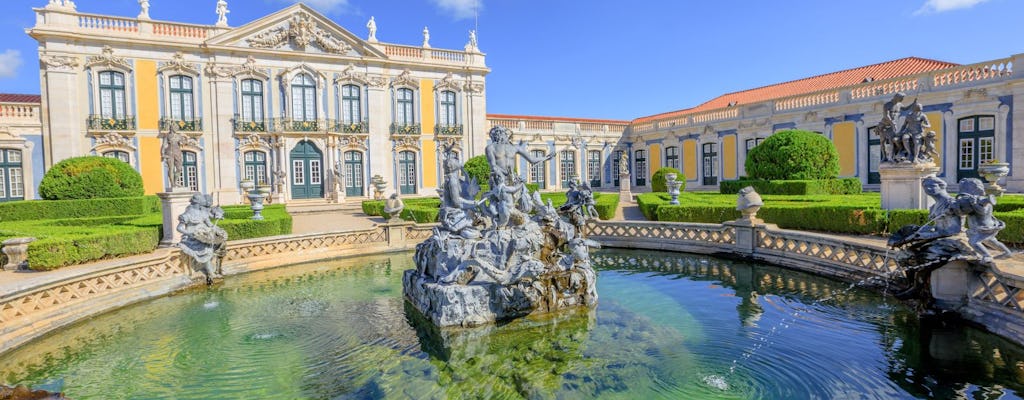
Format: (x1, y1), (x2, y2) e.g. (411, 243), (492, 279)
(138, 0), (150, 19)
(159, 124), (185, 191)
(366, 16), (377, 42)
(877, 93), (906, 163)
(177, 193), (228, 285)
(215, 0), (229, 27)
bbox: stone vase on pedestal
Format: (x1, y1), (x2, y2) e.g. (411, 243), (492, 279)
(619, 172), (632, 202)
(879, 162), (940, 210)
(158, 189), (195, 247)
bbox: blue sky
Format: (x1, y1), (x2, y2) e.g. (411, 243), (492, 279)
(0, 0), (1021, 120)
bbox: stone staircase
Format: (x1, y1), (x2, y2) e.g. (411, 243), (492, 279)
(285, 199), (367, 215)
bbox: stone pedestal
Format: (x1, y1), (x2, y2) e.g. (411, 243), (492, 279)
(158, 189), (195, 247)
(618, 172), (632, 202)
(879, 162), (940, 210)
(930, 260), (970, 307)
(2, 237), (36, 271)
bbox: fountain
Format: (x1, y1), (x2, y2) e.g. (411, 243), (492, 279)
(403, 126), (599, 327)
(177, 193), (228, 285)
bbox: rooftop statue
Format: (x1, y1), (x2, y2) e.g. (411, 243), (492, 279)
(366, 16), (377, 42)
(404, 126), (599, 328)
(177, 193), (228, 285)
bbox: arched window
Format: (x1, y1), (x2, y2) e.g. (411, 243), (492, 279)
(342, 84), (361, 124)
(243, 151), (268, 185)
(0, 149), (24, 202)
(560, 150), (576, 188)
(665, 146), (679, 170)
(98, 71), (127, 119)
(634, 149), (647, 186)
(103, 150), (130, 163)
(398, 150), (417, 194)
(344, 150), (364, 196)
(438, 90), (457, 127)
(168, 75), (194, 122)
(396, 88), (415, 126)
(291, 73), (317, 121)
(529, 149), (546, 189)
(240, 79), (264, 124)
(588, 150), (602, 188)
(176, 151), (199, 191)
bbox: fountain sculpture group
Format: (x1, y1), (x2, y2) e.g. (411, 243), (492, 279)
(403, 126), (600, 327)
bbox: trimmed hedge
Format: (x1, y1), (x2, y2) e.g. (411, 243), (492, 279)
(463, 155), (490, 184)
(361, 192), (621, 222)
(746, 130), (840, 180)
(39, 156), (144, 200)
(719, 178), (862, 195)
(0, 196), (160, 222)
(124, 204), (293, 241)
(652, 167), (683, 193)
(636, 193), (671, 221)
(25, 226), (160, 271)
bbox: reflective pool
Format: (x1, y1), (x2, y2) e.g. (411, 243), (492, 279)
(1, 250), (1023, 399)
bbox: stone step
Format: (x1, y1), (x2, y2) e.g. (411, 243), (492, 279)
(285, 200), (366, 215)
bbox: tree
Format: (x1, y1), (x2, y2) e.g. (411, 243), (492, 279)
(745, 130), (840, 180)
(39, 156), (144, 200)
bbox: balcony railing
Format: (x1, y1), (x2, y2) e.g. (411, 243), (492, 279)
(159, 118), (202, 132)
(87, 115), (136, 131)
(271, 118), (324, 132)
(233, 117), (267, 133)
(434, 124), (463, 136)
(331, 120), (369, 134)
(390, 123), (421, 135)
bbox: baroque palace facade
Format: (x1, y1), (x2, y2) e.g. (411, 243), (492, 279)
(0, 1), (1021, 204)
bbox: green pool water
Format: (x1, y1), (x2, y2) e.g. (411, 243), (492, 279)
(2, 250), (1023, 399)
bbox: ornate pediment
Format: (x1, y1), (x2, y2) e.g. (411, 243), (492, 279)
(335, 64), (369, 86)
(391, 69), (418, 89)
(246, 12), (352, 54)
(85, 46), (131, 71)
(204, 56), (270, 80)
(434, 72), (461, 92)
(392, 135), (421, 151)
(157, 52), (200, 76)
(338, 134), (368, 150)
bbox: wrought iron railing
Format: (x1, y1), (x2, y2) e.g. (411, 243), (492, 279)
(232, 117), (267, 133)
(159, 118), (202, 132)
(434, 124), (463, 136)
(331, 120), (369, 134)
(86, 115), (136, 131)
(390, 123), (421, 135)
(271, 118), (324, 132)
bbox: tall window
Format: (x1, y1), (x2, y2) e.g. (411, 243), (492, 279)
(241, 79), (264, 123)
(291, 74), (317, 121)
(396, 88), (415, 126)
(244, 151), (268, 185)
(958, 115), (996, 181)
(560, 150), (576, 188)
(439, 90), (457, 126)
(613, 150), (623, 186)
(168, 75), (194, 121)
(103, 150), (130, 163)
(98, 71), (127, 119)
(529, 149), (546, 189)
(588, 150), (602, 187)
(0, 149), (24, 202)
(175, 151), (200, 191)
(745, 138), (764, 153)
(635, 150), (647, 186)
(665, 146), (679, 170)
(342, 84), (361, 124)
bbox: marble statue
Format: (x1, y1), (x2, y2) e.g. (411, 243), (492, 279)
(957, 178), (1013, 260)
(422, 26), (430, 48)
(177, 193), (228, 285)
(404, 126), (599, 328)
(898, 100), (932, 164)
(877, 93), (906, 163)
(159, 124), (185, 191)
(383, 193), (405, 222)
(618, 152), (629, 175)
(138, 0), (150, 19)
(366, 16), (377, 41)
(467, 30), (477, 48)
(215, 0), (229, 26)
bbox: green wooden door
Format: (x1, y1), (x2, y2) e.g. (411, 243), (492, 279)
(398, 150), (417, 195)
(290, 140), (323, 199)
(344, 150), (364, 197)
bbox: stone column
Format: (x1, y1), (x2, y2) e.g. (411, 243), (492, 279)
(207, 73), (239, 204)
(465, 83), (487, 157)
(41, 63), (81, 167)
(879, 163), (940, 210)
(367, 83), (392, 188)
(158, 189), (194, 247)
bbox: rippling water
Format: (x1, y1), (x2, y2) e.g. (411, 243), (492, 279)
(2, 250), (1023, 399)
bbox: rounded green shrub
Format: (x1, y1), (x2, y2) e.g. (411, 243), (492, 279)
(745, 130), (840, 180)
(651, 167), (684, 192)
(39, 156), (144, 200)
(463, 155), (490, 184)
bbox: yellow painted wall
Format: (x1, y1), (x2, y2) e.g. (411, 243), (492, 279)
(683, 140), (697, 180)
(926, 111), (943, 166)
(139, 137), (163, 194)
(420, 79), (437, 188)
(135, 60), (159, 131)
(833, 122), (856, 177)
(648, 144), (661, 181)
(722, 135), (737, 179)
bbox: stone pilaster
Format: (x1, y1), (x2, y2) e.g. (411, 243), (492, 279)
(207, 74), (239, 205)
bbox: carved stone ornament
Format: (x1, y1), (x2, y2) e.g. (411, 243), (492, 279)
(335, 64), (369, 85)
(392, 135), (421, 151)
(437, 136), (461, 150)
(391, 69), (418, 89)
(232, 56), (268, 79)
(246, 12), (352, 54)
(803, 111), (818, 122)
(85, 46), (131, 71)
(94, 132), (135, 150)
(701, 125), (716, 139)
(463, 82), (484, 94)
(204, 62), (234, 78)
(181, 135), (202, 149)
(40, 54), (80, 71)
(158, 52), (200, 75)
(238, 133), (270, 149)
(338, 134), (368, 149)
(367, 75), (389, 88)
(963, 88), (989, 101)
(434, 71), (461, 92)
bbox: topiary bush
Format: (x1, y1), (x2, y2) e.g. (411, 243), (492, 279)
(651, 167), (683, 192)
(39, 156), (144, 200)
(463, 155), (490, 184)
(745, 130), (839, 180)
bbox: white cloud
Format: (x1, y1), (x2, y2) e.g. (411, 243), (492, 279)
(915, 0), (989, 15)
(0, 49), (21, 79)
(281, 0), (350, 13)
(431, 0), (481, 20)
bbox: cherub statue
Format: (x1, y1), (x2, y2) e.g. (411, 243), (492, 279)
(957, 178), (1013, 261)
(177, 193), (228, 285)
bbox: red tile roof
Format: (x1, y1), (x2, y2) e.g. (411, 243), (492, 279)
(0, 94), (41, 103)
(633, 57), (959, 123)
(488, 113), (630, 125)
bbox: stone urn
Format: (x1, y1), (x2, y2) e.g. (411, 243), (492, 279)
(371, 175), (388, 200)
(978, 161), (1010, 196)
(240, 179), (255, 192)
(665, 173), (682, 205)
(247, 189), (266, 220)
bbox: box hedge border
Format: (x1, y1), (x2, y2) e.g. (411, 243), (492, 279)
(362, 192), (620, 222)
(719, 178), (862, 195)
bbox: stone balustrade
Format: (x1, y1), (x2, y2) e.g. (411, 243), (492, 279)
(485, 117), (629, 138)
(0, 103), (40, 125)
